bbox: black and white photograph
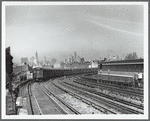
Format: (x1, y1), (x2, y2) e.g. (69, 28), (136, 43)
(2, 1), (148, 119)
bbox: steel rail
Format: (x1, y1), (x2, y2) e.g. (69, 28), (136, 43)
(51, 81), (117, 114)
(39, 83), (81, 114)
(26, 81), (34, 115)
(63, 80), (143, 111)
(56, 80), (143, 114)
(37, 83), (68, 114)
(73, 79), (143, 99)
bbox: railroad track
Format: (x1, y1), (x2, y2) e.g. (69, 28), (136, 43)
(63, 79), (144, 110)
(82, 75), (143, 92)
(67, 76), (143, 102)
(55, 78), (143, 114)
(50, 79), (119, 114)
(26, 76), (82, 115)
(73, 78), (143, 100)
(39, 82), (81, 114)
(43, 81), (116, 114)
(76, 75), (143, 98)
(26, 81), (34, 115)
(80, 75), (143, 92)
(27, 82), (47, 115)
(36, 83), (69, 114)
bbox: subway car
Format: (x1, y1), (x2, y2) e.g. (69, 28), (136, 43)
(33, 67), (43, 81)
(33, 67), (98, 81)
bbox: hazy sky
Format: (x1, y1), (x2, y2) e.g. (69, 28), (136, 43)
(5, 5), (144, 63)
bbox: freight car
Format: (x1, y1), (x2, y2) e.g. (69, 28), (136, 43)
(33, 67), (98, 81)
(96, 59), (144, 88)
(95, 72), (143, 88)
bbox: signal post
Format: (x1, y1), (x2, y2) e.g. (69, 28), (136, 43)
(6, 47), (13, 91)
(6, 47), (16, 115)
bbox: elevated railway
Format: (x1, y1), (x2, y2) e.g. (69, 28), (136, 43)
(6, 59), (144, 115)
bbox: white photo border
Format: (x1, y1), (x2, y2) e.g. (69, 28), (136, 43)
(2, 1), (149, 119)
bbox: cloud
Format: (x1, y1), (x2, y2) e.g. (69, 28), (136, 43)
(5, 5), (144, 62)
(88, 20), (143, 36)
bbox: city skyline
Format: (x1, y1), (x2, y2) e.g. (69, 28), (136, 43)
(5, 3), (144, 63)
(15, 50), (140, 67)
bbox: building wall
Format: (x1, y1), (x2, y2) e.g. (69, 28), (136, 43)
(101, 64), (143, 72)
(13, 65), (29, 73)
(99, 59), (143, 73)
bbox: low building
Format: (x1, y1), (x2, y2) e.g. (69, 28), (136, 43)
(101, 59), (143, 72)
(21, 58), (29, 65)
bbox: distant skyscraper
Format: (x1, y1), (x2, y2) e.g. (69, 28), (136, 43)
(72, 56), (74, 63)
(109, 55), (112, 61)
(34, 51), (39, 66)
(69, 58), (71, 63)
(117, 54), (119, 60)
(65, 59), (68, 63)
(70, 54), (74, 63)
(113, 56), (116, 61)
(30, 56), (34, 65)
(81, 58), (84, 63)
(74, 51), (77, 62)
(78, 56), (81, 63)
(35, 51), (38, 62)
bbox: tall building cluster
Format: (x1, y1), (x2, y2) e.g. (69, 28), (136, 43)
(66, 52), (82, 64)
(26, 51), (41, 67)
(107, 52), (138, 61)
(61, 52), (92, 69)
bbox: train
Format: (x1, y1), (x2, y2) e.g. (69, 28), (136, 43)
(32, 66), (98, 81)
(32, 58), (144, 88)
(95, 71), (143, 88)
(97, 59), (144, 88)
(33, 66), (43, 81)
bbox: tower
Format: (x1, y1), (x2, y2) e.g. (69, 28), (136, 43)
(78, 56), (81, 63)
(74, 51), (77, 62)
(69, 58), (71, 63)
(70, 54), (74, 63)
(35, 51), (39, 66)
(72, 56), (74, 63)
